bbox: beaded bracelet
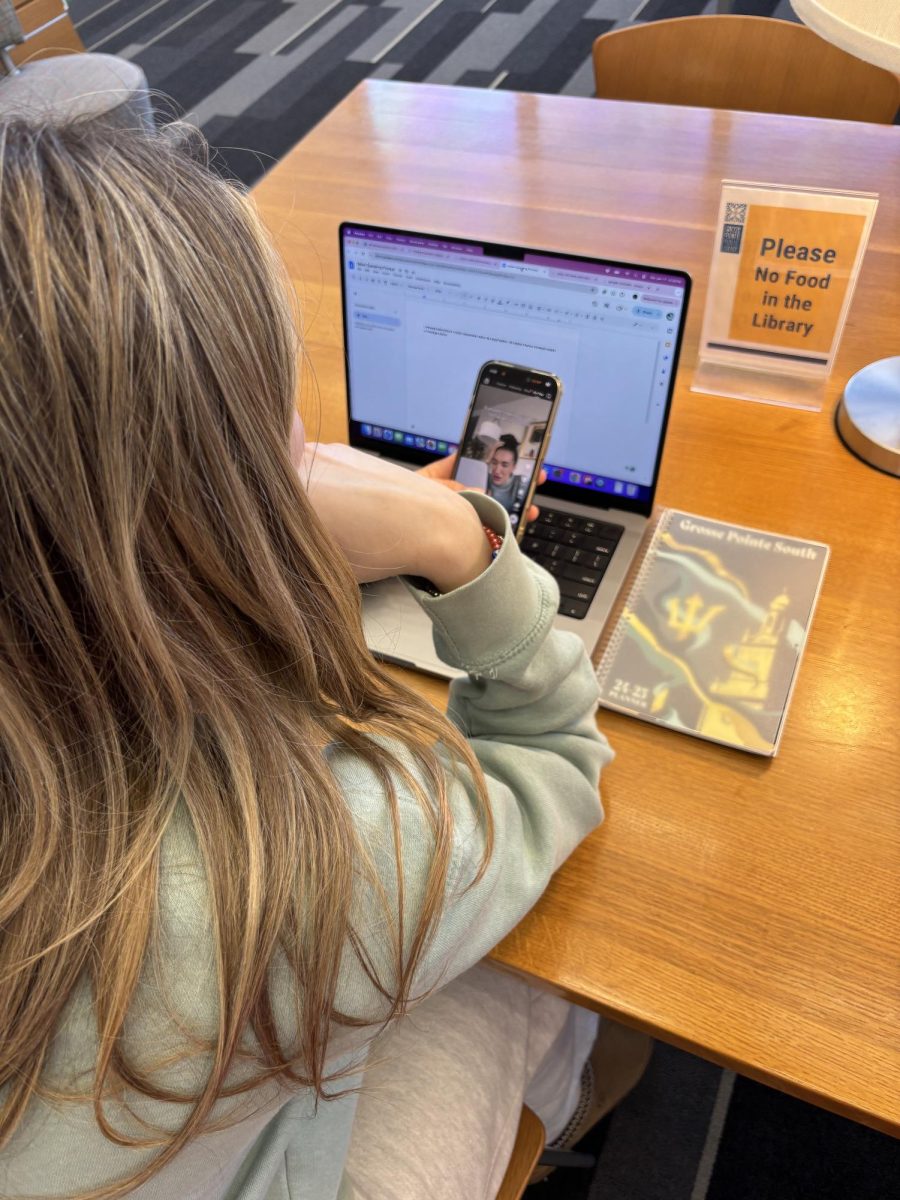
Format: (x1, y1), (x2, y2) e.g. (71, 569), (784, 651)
(481, 523), (504, 559)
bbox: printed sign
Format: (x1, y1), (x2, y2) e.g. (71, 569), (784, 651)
(728, 205), (866, 353)
(695, 182), (877, 407)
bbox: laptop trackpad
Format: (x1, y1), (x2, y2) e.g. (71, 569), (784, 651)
(361, 579), (460, 679)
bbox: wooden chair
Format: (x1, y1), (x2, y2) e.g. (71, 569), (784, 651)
(591, 15), (900, 124)
(4, 0), (84, 68)
(496, 1105), (545, 1200)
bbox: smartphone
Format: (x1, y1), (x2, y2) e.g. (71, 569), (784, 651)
(452, 360), (562, 539)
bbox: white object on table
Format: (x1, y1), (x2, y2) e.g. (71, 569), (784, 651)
(791, 0), (900, 474)
(791, 0), (900, 72)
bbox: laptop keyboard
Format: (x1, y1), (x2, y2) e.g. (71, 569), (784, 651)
(521, 510), (624, 620)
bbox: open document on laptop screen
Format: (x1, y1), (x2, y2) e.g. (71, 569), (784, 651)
(341, 226), (689, 506)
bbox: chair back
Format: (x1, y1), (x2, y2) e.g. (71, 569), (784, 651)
(3, 0), (83, 70)
(592, 15), (900, 123)
(495, 1105), (544, 1200)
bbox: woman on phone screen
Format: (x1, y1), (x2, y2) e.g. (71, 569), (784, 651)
(0, 116), (649, 1200)
(484, 433), (529, 521)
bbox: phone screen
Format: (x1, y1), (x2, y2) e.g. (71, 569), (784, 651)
(454, 363), (559, 531)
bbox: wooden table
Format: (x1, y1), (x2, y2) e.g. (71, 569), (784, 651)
(252, 81), (900, 1137)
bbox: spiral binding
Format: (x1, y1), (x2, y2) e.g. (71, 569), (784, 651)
(595, 508), (673, 695)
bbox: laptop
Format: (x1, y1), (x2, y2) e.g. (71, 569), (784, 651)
(339, 222), (691, 679)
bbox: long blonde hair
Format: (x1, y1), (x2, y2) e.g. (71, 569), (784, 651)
(0, 116), (492, 1196)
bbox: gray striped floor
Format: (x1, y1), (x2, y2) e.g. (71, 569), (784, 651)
(536, 1038), (899, 1200)
(69, 0), (797, 183)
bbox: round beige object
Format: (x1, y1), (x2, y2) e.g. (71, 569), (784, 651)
(791, 0), (900, 72)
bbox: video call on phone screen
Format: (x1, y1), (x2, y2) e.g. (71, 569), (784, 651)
(455, 364), (557, 529)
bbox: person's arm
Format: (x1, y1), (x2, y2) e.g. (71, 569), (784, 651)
(327, 491), (611, 1016)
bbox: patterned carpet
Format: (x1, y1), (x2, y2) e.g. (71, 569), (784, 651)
(536, 1040), (900, 1200)
(70, 0), (799, 185)
(61, 3), (900, 1198)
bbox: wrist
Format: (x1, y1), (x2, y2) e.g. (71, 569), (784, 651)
(425, 506), (496, 594)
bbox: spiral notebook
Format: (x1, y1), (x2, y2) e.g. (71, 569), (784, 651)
(595, 509), (829, 755)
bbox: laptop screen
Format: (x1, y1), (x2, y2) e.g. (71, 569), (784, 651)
(339, 224), (690, 515)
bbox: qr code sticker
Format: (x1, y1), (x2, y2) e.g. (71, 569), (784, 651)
(725, 202), (747, 225)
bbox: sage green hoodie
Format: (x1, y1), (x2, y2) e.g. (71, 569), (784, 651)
(0, 495), (612, 1200)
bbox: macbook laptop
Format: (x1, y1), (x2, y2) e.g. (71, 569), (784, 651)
(339, 222), (691, 679)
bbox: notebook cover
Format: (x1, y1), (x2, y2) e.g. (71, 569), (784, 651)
(595, 509), (829, 756)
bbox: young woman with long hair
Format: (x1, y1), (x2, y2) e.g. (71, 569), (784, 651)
(0, 115), (648, 1200)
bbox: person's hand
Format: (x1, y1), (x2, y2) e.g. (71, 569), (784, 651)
(300, 443), (491, 592)
(418, 455), (547, 526)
